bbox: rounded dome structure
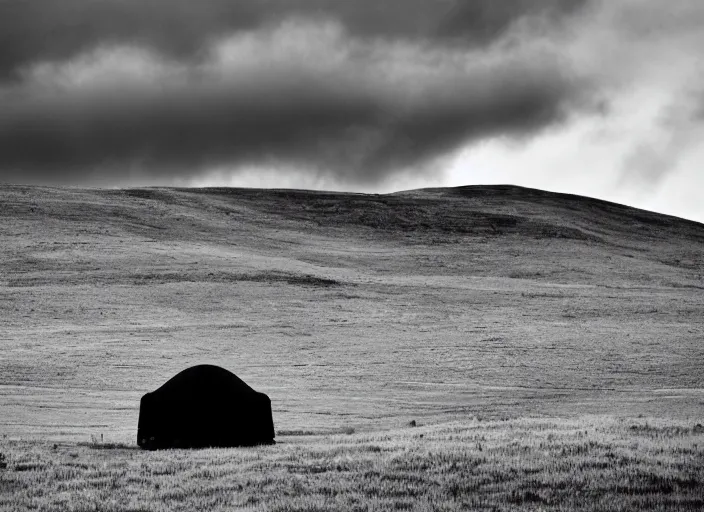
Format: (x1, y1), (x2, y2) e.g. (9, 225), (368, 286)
(137, 365), (275, 449)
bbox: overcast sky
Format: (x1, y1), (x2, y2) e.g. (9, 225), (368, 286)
(1, 0), (703, 222)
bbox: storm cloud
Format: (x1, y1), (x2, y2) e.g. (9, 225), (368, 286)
(0, 0), (591, 80)
(0, 1), (595, 186)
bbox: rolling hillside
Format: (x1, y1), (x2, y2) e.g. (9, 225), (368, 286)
(1, 185), (703, 442)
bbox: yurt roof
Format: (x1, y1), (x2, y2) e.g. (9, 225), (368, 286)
(151, 364), (258, 397)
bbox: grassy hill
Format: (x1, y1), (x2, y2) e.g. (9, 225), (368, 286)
(1, 184), (703, 510)
(1, 184), (703, 441)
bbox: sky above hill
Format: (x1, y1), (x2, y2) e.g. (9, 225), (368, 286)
(1, 0), (703, 222)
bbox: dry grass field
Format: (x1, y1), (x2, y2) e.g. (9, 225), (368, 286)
(1, 184), (703, 510)
(2, 417), (703, 511)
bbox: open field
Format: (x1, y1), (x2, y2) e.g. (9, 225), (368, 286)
(1, 184), (703, 509)
(1, 185), (703, 439)
(2, 417), (703, 511)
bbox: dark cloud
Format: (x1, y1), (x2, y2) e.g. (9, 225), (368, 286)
(0, 1), (595, 186)
(435, 0), (589, 44)
(0, 17), (589, 186)
(0, 0), (591, 80)
(0, 0), (262, 80)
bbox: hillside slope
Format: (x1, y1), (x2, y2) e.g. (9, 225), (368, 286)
(1, 185), (702, 440)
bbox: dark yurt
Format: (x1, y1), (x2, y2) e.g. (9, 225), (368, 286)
(137, 365), (275, 449)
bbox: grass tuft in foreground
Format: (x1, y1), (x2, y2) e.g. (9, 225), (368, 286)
(1, 416), (702, 511)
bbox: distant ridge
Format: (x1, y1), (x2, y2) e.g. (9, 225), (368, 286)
(396, 184), (704, 227)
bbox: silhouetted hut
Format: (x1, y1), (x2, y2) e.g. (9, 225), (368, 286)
(137, 365), (275, 449)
